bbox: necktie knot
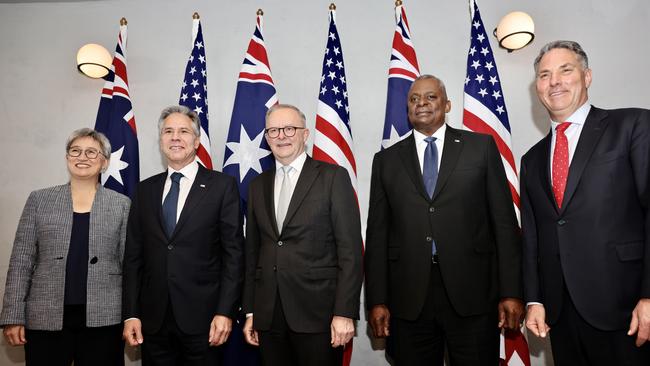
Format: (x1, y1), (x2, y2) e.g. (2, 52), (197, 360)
(170, 172), (183, 184)
(424, 136), (437, 144)
(281, 165), (293, 176)
(556, 122), (571, 133)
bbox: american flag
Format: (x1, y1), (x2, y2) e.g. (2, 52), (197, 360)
(313, 7), (358, 198)
(381, 0), (420, 149)
(462, 0), (520, 223)
(179, 15), (212, 169)
(94, 18), (139, 199)
(222, 10), (277, 214)
(461, 1), (530, 365)
(312, 7), (357, 365)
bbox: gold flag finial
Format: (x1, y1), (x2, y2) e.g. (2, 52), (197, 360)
(329, 3), (336, 10)
(193, 12), (200, 20)
(120, 17), (127, 26)
(395, 0), (403, 7)
(257, 8), (264, 16)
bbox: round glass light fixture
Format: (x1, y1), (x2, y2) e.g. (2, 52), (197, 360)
(76, 43), (112, 78)
(494, 11), (535, 52)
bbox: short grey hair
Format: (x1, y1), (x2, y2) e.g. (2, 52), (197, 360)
(158, 105), (201, 136)
(66, 128), (111, 159)
(534, 40), (589, 72)
(410, 74), (448, 98)
(265, 104), (307, 127)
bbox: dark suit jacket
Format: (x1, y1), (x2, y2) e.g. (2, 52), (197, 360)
(521, 106), (650, 330)
(365, 126), (522, 320)
(242, 157), (363, 333)
(123, 163), (244, 335)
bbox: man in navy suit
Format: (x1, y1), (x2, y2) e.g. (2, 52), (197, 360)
(122, 105), (244, 365)
(522, 40), (650, 365)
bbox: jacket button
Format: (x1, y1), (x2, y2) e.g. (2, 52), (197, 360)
(429, 207), (435, 213)
(167, 244), (173, 250)
(89, 257), (98, 264)
(558, 219), (566, 226)
(278, 241), (283, 246)
(425, 236), (433, 242)
(273, 265), (277, 271)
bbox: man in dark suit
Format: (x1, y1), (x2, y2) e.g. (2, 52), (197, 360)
(122, 105), (244, 365)
(365, 75), (524, 365)
(241, 104), (363, 366)
(522, 40), (650, 365)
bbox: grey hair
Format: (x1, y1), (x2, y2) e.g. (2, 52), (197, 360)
(158, 105), (201, 136)
(66, 128), (111, 160)
(534, 40), (589, 72)
(265, 103), (307, 127)
(410, 74), (448, 98)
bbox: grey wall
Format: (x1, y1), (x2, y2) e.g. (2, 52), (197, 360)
(1, 0), (648, 365)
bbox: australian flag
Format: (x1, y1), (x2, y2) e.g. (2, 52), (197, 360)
(222, 11), (278, 213)
(221, 10), (277, 366)
(381, 2), (420, 149)
(95, 20), (139, 199)
(179, 16), (213, 169)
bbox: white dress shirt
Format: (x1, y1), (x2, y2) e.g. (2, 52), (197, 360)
(162, 161), (199, 222)
(413, 124), (446, 173)
(273, 152), (307, 215)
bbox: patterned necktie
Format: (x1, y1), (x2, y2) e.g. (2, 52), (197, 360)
(423, 136), (439, 199)
(552, 122), (571, 208)
(162, 172), (183, 237)
(276, 166), (293, 232)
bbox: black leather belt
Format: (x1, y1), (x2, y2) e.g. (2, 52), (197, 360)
(432, 253), (439, 264)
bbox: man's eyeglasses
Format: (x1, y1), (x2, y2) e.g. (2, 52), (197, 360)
(67, 147), (104, 160)
(264, 126), (305, 138)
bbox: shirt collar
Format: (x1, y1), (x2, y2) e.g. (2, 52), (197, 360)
(551, 101), (591, 128)
(167, 161), (199, 181)
(413, 124), (447, 144)
(275, 151), (307, 174)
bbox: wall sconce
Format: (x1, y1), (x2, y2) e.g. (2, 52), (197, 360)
(493, 11), (535, 52)
(76, 43), (112, 78)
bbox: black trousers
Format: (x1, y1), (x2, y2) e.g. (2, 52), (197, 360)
(391, 263), (499, 366)
(258, 295), (343, 366)
(24, 305), (124, 366)
(142, 301), (221, 366)
(550, 287), (650, 366)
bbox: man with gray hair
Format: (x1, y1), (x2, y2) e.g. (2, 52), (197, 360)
(522, 40), (650, 364)
(123, 105), (244, 365)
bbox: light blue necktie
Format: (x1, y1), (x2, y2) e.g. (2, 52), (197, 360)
(162, 172), (183, 237)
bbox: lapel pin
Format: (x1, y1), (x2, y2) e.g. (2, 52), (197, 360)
(454, 139), (460, 143)
(200, 184), (206, 188)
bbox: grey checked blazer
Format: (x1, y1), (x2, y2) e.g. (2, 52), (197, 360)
(0, 184), (130, 330)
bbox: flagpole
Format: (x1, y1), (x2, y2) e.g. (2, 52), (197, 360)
(192, 12), (200, 44)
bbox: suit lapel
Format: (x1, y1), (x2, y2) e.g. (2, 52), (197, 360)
(281, 157), (320, 232)
(398, 134), (430, 201)
(432, 126), (463, 200)
(152, 173), (168, 238)
(538, 132), (556, 211)
(172, 165), (211, 237)
(262, 169), (279, 237)
(560, 107), (609, 213)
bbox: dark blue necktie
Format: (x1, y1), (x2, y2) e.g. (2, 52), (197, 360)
(162, 172), (183, 237)
(423, 136), (439, 199)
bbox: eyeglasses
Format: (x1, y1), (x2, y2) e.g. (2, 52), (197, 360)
(67, 147), (104, 159)
(264, 126), (305, 138)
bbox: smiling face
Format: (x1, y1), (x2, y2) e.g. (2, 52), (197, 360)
(407, 77), (451, 136)
(66, 136), (107, 181)
(160, 112), (200, 170)
(265, 107), (309, 166)
(535, 48), (592, 122)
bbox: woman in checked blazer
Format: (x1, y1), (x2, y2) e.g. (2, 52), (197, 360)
(0, 128), (130, 366)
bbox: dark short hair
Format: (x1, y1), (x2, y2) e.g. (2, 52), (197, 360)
(534, 40), (589, 72)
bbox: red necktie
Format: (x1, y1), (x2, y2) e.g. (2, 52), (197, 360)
(552, 122), (571, 208)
